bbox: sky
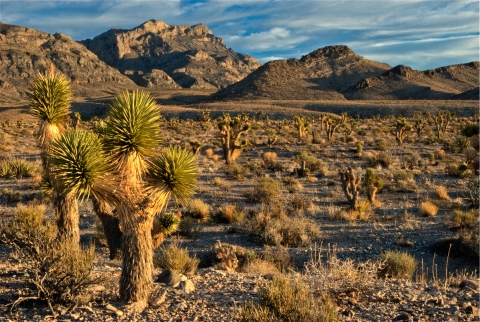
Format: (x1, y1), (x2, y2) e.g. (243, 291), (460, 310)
(0, 0), (478, 70)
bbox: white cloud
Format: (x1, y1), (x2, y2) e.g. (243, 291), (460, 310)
(224, 27), (309, 51)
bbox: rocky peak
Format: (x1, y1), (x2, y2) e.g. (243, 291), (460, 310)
(80, 20), (260, 89)
(300, 45), (355, 62)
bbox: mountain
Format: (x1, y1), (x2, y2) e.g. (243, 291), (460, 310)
(213, 46), (479, 101)
(80, 20), (261, 90)
(213, 45), (392, 100)
(342, 62), (480, 100)
(0, 22), (135, 102)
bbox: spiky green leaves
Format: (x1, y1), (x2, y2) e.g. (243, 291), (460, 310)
(47, 129), (112, 201)
(147, 146), (197, 210)
(105, 90), (161, 162)
(30, 70), (72, 125)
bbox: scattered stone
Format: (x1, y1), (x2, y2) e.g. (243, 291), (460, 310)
(156, 269), (182, 287)
(182, 280), (196, 294)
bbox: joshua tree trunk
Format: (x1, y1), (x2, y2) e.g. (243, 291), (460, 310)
(118, 206), (154, 307)
(54, 193), (80, 245)
(92, 197), (123, 260)
(339, 168), (360, 210)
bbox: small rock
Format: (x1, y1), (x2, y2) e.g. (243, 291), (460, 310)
(182, 280), (195, 294)
(156, 269), (181, 287)
(348, 297), (357, 305)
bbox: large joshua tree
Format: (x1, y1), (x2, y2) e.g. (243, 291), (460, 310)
(104, 90), (197, 307)
(30, 64), (81, 244)
(46, 90), (197, 307)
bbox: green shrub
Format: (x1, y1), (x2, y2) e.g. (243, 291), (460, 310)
(0, 158), (37, 179)
(224, 162), (249, 179)
(1, 188), (21, 203)
(364, 168), (376, 186)
(461, 123), (479, 137)
(379, 250), (417, 279)
(463, 177), (479, 208)
(238, 275), (336, 322)
(282, 176), (302, 193)
(213, 204), (245, 223)
(449, 209), (478, 229)
(293, 150), (328, 175)
(153, 240), (200, 276)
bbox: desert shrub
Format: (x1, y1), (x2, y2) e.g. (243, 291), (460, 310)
(356, 142), (363, 154)
(238, 275), (336, 322)
(435, 186), (450, 200)
(364, 168), (376, 186)
(177, 217), (202, 239)
(211, 176), (223, 185)
(288, 194), (313, 213)
(1, 188), (21, 203)
(374, 138), (389, 151)
(246, 211), (320, 247)
(153, 240), (200, 276)
(204, 148), (214, 157)
(185, 199), (211, 222)
(364, 152), (391, 168)
(461, 123), (479, 137)
(224, 162), (249, 179)
(420, 201), (438, 217)
(379, 250), (418, 279)
(0, 158), (37, 179)
(154, 212), (181, 237)
(462, 177), (479, 208)
(213, 204), (245, 223)
(393, 170), (414, 181)
(0, 205), (99, 313)
(262, 151), (278, 169)
(246, 178), (282, 204)
(293, 150), (328, 175)
(404, 152), (421, 168)
(282, 176), (302, 193)
(449, 209), (478, 229)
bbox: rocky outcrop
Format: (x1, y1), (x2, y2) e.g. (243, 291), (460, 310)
(213, 45), (391, 100)
(0, 22), (135, 100)
(80, 20), (261, 90)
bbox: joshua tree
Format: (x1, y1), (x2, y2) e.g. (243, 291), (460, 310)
(217, 114), (250, 164)
(293, 115), (310, 140)
(393, 118), (412, 146)
(48, 90), (197, 307)
(30, 64), (81, 244)
(339, 168), (361, 210)
(433, 111), (454, 139)
(323, 114), (345, 142)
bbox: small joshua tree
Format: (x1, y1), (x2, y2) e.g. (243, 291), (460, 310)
(393, 117), (412, 146)
(293, 115), (310, 140)
(413, 112), (429, 138)
(339, 167), (361, 210)
(433, 111), (454, 139)
(189, 140), (203, 155)
(217, 114), (250, 164)
(364, 168), (378, 203)
(323, 114), (346, 142)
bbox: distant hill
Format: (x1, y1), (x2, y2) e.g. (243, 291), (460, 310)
(213, 46), (479, 101)
(213, 46), (392, 100)
(342, 62), (479, 100)
(0, 22), (135, 103)
(80, 20), (261, 90)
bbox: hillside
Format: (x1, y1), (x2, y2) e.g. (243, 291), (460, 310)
(0, 22), (135, 104)
(343, 62), (480, 100)
(80, 20), (261, 90)
(213, 46), (479, 101)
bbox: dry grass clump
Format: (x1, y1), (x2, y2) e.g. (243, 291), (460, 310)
(262, 151), (278, 169)
(186, 199), (211, 222)
(224, 162), (250, 179)
(204, 148), (214, 157)
(379, 250), (418, 279)
(435, 185), (450, 200)
(420, 201), (438, 217)
(154, 240), (200, 276)
(238, 275), (336, 322)
(213, 204), (245, 223)
(293, 149), (328, 175)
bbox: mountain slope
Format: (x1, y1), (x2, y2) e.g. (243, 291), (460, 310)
(213, 46), (392, 100)
(0, 22), (135, 102)
(342, 62), (480, 100)
(80, 20), (261, 90)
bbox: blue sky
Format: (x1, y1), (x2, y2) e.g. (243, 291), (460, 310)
(1, 0), (478, 70)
